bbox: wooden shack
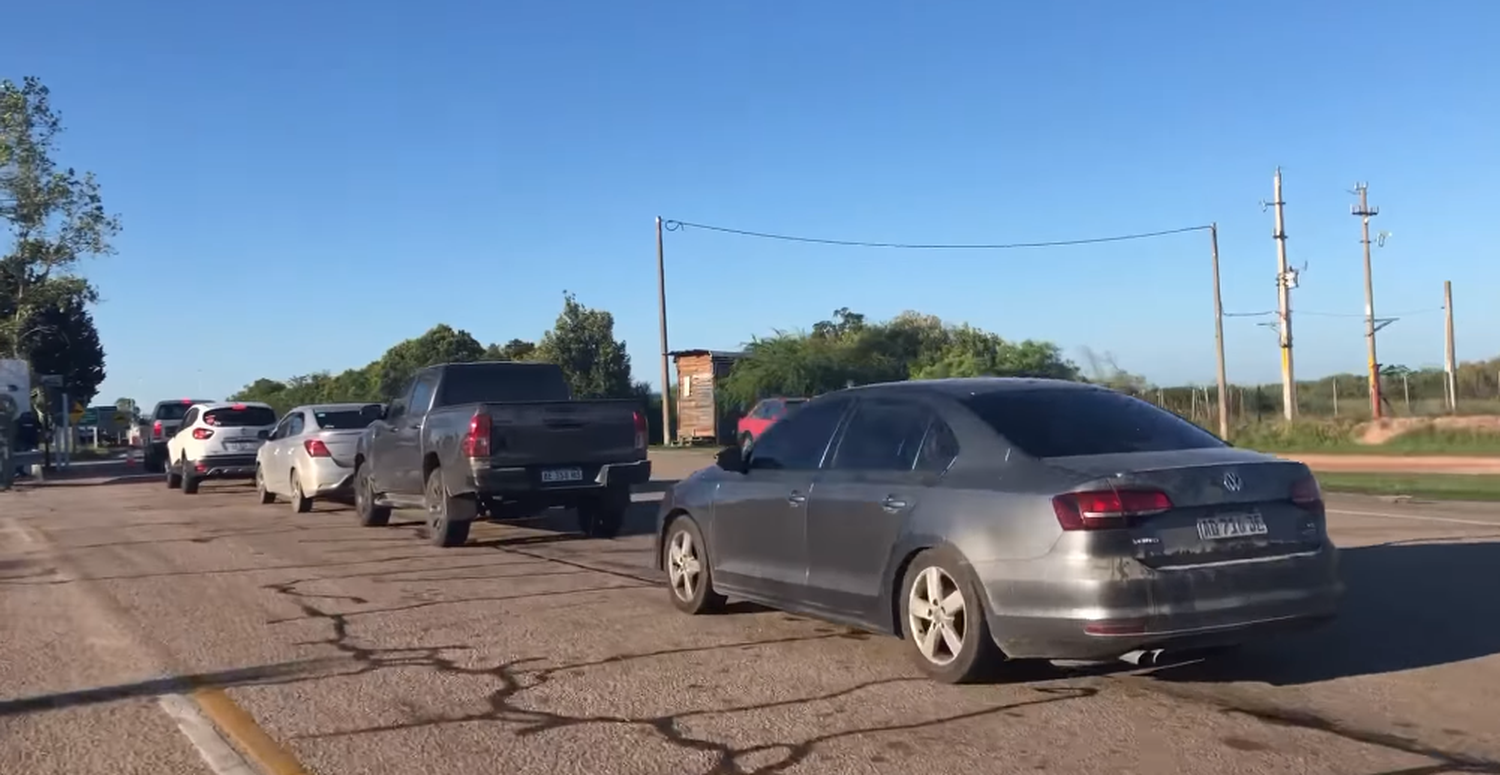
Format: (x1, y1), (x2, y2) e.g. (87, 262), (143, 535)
(669, 349), (746, 445)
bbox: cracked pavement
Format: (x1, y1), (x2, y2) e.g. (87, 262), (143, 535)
(2, 449), (1499, 774)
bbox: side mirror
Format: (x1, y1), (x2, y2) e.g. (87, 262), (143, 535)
(361, 403), (386, 421)
(714, 445), (745, 472)
(257, 429), (271, 440)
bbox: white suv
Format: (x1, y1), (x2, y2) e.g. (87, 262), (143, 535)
(165, 401), (278, 494)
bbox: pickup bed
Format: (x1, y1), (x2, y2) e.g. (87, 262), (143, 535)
(353, 361), (651, 547)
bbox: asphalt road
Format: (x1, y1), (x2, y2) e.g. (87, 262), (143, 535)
(2, 449), (1498, 775)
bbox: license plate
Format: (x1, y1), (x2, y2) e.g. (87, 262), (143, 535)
(1197, 512), (1268, 540)
(226, 438), (260, 451)
(541, 467), (583, 484)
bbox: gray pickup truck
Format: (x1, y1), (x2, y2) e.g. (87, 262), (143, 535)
(352, 361), (652, 547)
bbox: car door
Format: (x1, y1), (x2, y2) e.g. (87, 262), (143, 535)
(390, 371), (439, 495)
(167, 407), (200, 463)
(260, 415), (295, 493)
(709, 396), (852, 603)
(805, 397), (960, 621)
(276, 412), (307, 489)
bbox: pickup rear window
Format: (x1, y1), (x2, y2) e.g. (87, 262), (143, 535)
(153, 402), (205, 421)
(437, 364), (571, 405)
(203, 406), (278, 427)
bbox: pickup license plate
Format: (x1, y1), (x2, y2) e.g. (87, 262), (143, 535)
(1197, 512), (1268, 541)
(541, 467), (584, 484)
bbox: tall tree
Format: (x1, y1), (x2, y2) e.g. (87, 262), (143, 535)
(534, 292), (635, 399)
(17, 292), (105, 404)
(0, 77), (120, 369)
(485, 338), (537, 361)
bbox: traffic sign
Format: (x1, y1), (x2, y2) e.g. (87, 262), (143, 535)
(70, 402), (85, 424)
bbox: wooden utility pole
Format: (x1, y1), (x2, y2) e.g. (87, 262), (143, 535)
(1209, 223), (1230, 438)
(655, 217), (672, 445)
(1352, 183), (1383, 419)
(1271, 168), (1297, 419)
(1444, 280), (1457, 413)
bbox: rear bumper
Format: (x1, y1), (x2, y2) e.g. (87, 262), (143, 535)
(977, 545), (1343, 661)
(299, 458), (355, 498)
(468, 458), (652, 497)
(189, 454), (258, 480)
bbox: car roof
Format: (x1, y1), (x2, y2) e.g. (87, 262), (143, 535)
(289, 402), (383, 413)
(191, 400), (273, 410)
(155, 398), (216, 407)
(834, 376), (1102, 399)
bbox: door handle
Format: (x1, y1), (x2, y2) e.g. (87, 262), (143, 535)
(787, 491), (807, 506)
(881, 495), (909, 513)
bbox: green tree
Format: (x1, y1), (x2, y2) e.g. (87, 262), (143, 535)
(0, 77), (120, 368)
(373, 324), (485, 398)
(15, 291), (106, 404)
(534, 292), (635, 399)
(485, 338), (537, 361)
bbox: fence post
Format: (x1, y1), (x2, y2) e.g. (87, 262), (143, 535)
(1332, 378), (1339, 417)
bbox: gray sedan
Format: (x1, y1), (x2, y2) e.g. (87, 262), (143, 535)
(654, 378), (1342, 683)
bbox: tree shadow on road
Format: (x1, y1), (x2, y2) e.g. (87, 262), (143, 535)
(1150, 538), (1500, 685)
(0, 658), (342, 717)
(472, 497), (666, 548)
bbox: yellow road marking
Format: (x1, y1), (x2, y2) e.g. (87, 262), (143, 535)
(190, 686), (313, 775)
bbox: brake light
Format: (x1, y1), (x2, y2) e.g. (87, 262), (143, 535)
(152, 421), (163, 438)
(1291, 476), (1324, 516)
(462, 412), (491, 457)
(232, 403), (246, 410)
(304, 439), (331, 458)
(632, 409), (648, 450)
(180, 399), (193, 404)
(192, 428), (214, 440)
(1052, 488), (1173, 531)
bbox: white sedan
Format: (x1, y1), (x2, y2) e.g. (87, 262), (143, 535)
(255, 402), (383, 513)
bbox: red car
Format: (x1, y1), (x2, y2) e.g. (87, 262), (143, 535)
(737, 397), (807, 450)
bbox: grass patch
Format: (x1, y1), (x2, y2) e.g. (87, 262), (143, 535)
(1227, 420), (1500, 456)
(1317, 472), (1500, 501)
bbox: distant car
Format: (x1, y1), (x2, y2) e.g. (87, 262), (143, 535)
(164, 401), (278, 494)
(143, 398), (216, 473)
(736, 397), (807, 451)
(255, 402), (384, 513)
(656, 378), (1342, 683)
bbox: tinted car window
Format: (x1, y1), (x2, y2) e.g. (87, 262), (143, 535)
(409, 376), (438, 414)
(830, 399), (933, 472)
(314, 409), (379, 430)
(438, 364), (572, 405)
(748, 397), (850, 471)
(960, 388), (1225, 458)
(286, 413), (305, 436)
(915, 419), (960, 472)
(154, 403), (200, 422)
(203, 406), (278, 428)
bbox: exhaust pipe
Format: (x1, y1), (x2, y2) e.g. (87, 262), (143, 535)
(1119, 648), (1166, 667)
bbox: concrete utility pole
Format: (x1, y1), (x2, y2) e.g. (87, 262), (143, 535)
(1444, 280), (1457, 413)
(1352, 183), (1383, 419)
(1209, 223), (1230, 438)
(1271, 168), (1297, 420)
(655, 216), (673, 446)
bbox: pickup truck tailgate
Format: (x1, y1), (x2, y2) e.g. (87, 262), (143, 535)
(486, 401), (640, 466)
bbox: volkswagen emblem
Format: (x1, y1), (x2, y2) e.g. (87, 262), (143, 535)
(1222, 472), (1244, 492)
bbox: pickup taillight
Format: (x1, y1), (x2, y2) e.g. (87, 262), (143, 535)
(462, 412), (492, 457)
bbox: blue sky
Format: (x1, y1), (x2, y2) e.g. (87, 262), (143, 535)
(4, 0), (1497, 406)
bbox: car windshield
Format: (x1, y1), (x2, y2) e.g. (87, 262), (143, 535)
(314, 408), (380, 430)
(203, 406), (278, 427)
(438, 364), (571, 405)
(960, 388), (1226, 458)
(153, 403), (199, 421)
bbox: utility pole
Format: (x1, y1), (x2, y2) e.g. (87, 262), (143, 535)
(655, 217), (673, 446)
(1444, 280), (1457, 413)
(1352, 183), (1383, 419)
(1271, 168), (1297, 420)
(1209, 223), (1230, 438)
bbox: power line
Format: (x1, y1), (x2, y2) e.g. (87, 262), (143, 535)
(661, 219), (1212, 250)
(1225, 307), (1441, 319)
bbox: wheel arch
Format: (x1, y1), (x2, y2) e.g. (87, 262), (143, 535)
(882, 536), (981, 639)
(656, 508), (694, 570)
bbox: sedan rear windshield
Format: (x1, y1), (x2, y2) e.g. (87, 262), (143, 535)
(203, 406), (278, 427)
(960, 388), (1225, 458)
(314, 408), (380, 430)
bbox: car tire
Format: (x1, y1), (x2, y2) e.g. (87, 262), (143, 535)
(898, 547), (1002, 684)
(353, 462), (390, 527)
(289, 471), (312, 514)
(577, 487), (629, 539)
(180, 457), (200, 495)
(663, 516), (726, 615)
(424, 467), (474, 548)
(255, 466), (275, 504)
(165, 458), (182, 490)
